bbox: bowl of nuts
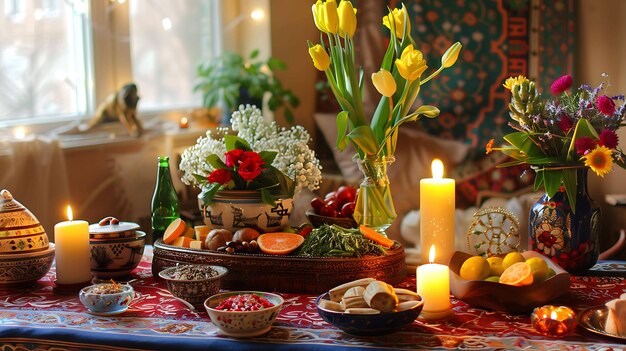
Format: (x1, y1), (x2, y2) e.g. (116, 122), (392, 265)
(158, 264), (228, 308)
(79, 281), (134, 316)
(204, 291), (284, 337)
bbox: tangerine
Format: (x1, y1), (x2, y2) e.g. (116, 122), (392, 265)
(499, 262), (534, 286)
(257, 232), (305, 255)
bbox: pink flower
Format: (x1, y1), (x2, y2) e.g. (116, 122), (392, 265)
(550, 75), (573, 95)
(557, 115), (573, 133)
(225, 149), (245, 168)
(596, 95), (616, 115)
(207, 169), (232, 185)
(599, 128), (619, 149)
(575, 136), (597, 155)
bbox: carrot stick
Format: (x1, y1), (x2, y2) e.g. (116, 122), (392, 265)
(359, 225), (394, 248)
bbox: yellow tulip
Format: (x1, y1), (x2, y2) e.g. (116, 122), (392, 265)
(308, 44), (331, 71)
(312, 0), (339, 34)
(371, 69), (396, 97)
(441, 42), (462, 68)
(383, 7), (410, 38)
(394, 45), (428, 82)
(338, 0), (357, 38)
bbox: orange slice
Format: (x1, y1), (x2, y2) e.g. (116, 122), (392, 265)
(257, 232), (305, 255)
(499, 262), (534, 286)
(163, 218), (185, 244)
(171, 236), (193, 248)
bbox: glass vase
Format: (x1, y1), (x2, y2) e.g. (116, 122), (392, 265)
(353, 155), (397, 233)
(528, 167), (601, 274)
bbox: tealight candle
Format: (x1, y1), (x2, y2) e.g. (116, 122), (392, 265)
(179, 116), (189, 129)
(54, 205), (92, 285)
(416, 245), (454, 320)
(420, 159), (455, 264)
(531, 305), (577, 337)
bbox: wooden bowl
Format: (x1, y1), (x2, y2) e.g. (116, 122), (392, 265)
(305, 209), (357, 229)
(448, 251), (570, 314)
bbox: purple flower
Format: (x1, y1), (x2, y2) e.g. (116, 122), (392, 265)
(596, 95), (616, 115)
(550, 75), (573, 95)
(599, 129), (619, 149)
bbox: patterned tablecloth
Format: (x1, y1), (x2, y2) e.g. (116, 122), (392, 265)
(0, 247), (625, 351)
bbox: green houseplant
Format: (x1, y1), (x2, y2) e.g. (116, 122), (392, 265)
(194, 50), (300, 123)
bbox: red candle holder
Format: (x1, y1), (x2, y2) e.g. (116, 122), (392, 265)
(531, 305), (577, 337)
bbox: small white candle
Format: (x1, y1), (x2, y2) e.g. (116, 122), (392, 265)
(416, 245), (452, 317)
(54, 205), (92, 285)
(420, 159), (455, 264)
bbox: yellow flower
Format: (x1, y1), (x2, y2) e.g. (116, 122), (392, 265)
(371, 69), (396, 97)
(394, 44), (427, 82)
(503, 75), (528, 91)
(383, 7), (410, 38)
(338, 0), (357, 38)
(441, 42), (462, 68)
(312, 0), (339, 34)
(308, 44), (331, 71)
(583, 145), (613, 177)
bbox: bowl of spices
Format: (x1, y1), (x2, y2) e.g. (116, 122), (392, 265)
(158, 264), (228, 308)
(204, 291), (284, 337)
(79, 281), (134, 315)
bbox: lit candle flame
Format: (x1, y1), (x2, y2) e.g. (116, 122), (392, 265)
(429, 244), (436, 263)
(550, 310), (558, 320)
(250, 8), (265, 21)
(66, 205), (73, 221)
(431, 159), (444, 180)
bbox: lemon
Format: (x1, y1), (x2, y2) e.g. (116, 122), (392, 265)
(502, 252), (525, 270)
(486, 256), (505, 276)
(525, 257), (550, 282)
(499, 262), (534, 286)
(460, 256), (490, 281)
(484, 276), (500, 283)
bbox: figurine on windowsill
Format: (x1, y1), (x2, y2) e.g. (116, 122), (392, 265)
(78, 83), (143, 137)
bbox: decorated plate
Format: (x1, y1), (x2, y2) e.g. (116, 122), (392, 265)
(578, 305), (626, 340)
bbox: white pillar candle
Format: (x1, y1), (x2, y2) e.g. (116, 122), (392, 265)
(420, 159), (455, 264)
(416, 245), (452, 318)
(54, 205), (92, 285)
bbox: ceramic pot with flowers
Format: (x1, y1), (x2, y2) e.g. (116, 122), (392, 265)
(488, 74), (625, 273)
(179, 105), (321, 233)
(308, 2), (461, 233)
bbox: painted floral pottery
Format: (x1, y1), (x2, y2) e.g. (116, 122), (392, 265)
(0, 189), (49, 254)
(0, 243), (55, 287)
(79, 283), (134, 315)
(89, 231), (146, 278)
(198, 189), (292, 233)
(158, 265), (228, 308)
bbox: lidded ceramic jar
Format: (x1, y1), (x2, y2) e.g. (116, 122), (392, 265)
(88, 217), (146, 278)
(0, 189), (49, 254)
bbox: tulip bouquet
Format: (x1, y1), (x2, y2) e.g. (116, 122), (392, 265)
(307, 1), (461, 231)
(487, 75), (626, 209)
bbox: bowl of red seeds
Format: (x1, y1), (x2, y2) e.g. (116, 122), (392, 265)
(204, 291), (284, 337)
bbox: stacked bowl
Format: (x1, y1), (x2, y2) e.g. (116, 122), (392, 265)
(88, 217), (145, 279)
(0, 189), (55, 287)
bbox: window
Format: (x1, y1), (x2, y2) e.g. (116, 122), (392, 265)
(0, 0), (220, 127)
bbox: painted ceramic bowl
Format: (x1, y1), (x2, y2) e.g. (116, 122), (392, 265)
(159, 265), (228, 308)
(88, 217), (140, 239)
(79, 283), (134, 315)
(448, 251), (570, 314)
(0, 189), (49, 254)
(0, 243), (55, 287)
(198, 190), (293, 233)
(204, 291), (284, 337)
(305, 209), (357, 229)
(89, 231), (146, 279)
(315, 292), (424, 336)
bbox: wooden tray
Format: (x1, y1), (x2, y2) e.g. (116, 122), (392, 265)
(151, 239), (407, 294)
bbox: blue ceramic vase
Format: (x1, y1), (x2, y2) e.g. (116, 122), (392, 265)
(528, 168), (601, 274)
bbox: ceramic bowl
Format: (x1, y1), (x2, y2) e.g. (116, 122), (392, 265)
(204, 291), (284, 337)
(159, 265), (228, 308)
(89, 231), (146, 279)
(448, 251), (570, 314)
(305, 209), (357, 229)
(79, 283), (134, 315)
(315, 292), (424, 336)
(0, 243), (55, 287)
(0, 189), (50, 254)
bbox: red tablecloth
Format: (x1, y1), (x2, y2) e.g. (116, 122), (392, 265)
(0, 247), (625, 350)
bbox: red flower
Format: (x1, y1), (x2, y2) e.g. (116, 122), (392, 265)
(241, 151), (264, 167)
(550, 75), (573, 95)
(599, 128), (619, 149)
(557, 115), (573, 133)
(596, 95), (616, 115)
(238, 158), (263, 181)
(207, 169), (232, 185)
(225, 149), (245, 168)
(574, 136), (597, 155)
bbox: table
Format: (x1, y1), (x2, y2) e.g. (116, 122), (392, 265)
(0, 247), (625, 351)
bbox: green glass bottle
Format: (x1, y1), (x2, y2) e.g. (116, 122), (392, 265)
(151, 156), (179, 242)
